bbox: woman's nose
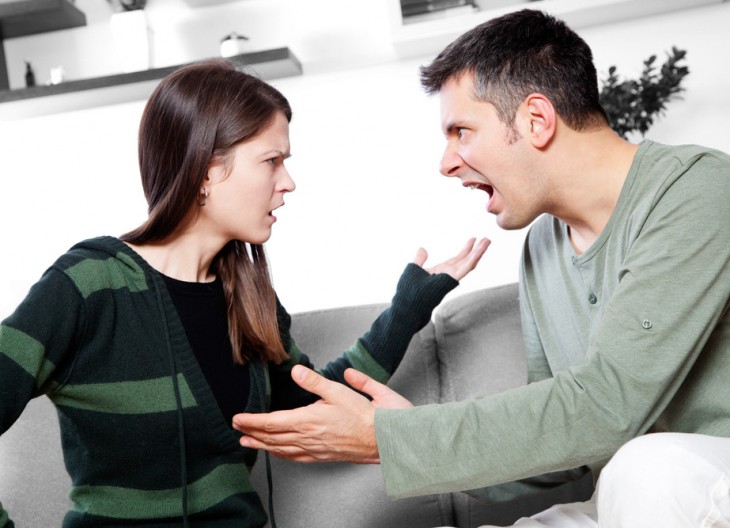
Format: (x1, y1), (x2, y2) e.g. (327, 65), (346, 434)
(281, 168), (296, 192)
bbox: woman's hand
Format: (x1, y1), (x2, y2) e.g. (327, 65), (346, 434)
(413, 237), (490, 281)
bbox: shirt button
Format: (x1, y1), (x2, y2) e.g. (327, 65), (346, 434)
(588, 293), (597, 304)
(642, 319), (653, 329)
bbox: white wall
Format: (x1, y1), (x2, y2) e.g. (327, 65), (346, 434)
(1, 1), (729, 318)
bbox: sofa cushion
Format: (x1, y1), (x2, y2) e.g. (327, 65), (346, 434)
(0, 396), (71, 527)
(250, 302), (455, 528)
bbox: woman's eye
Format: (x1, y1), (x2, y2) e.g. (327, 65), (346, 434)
(457, 128), (466, 139)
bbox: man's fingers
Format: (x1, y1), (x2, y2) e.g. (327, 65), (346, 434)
(241, 434), (380, 464)
(233, 411), (286, 435)
(240, 428), (316, 449)
(344, 368), (389, 399)
(344, 368), (413, 409)
(240, 435), (330, 463)
(290, 365), (345, 400)
(232, 404), (319, 434)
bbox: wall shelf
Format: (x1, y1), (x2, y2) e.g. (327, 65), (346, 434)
(180, 0), (241, 7)
(0, 0), (87, 90)
(388, 0), (725, 58)
(0, 47), (302, 120)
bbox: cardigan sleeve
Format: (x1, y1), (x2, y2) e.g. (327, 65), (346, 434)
(0, 267), (86, 526)
(269, 263), (457, 411)
(376, 153), (730, 498)
(0, 502), (12, 528)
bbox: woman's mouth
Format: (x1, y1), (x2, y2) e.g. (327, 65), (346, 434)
(269, 203), (285, 221)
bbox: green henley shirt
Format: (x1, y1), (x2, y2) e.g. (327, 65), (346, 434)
(376, 140), (730, 499)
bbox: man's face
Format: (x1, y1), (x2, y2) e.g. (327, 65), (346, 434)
(438, 73), (545, 230)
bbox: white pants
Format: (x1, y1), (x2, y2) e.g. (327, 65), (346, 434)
(476, 433), (730, 527)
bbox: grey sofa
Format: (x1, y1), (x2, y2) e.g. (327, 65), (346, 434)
(0, 283), (592, 527)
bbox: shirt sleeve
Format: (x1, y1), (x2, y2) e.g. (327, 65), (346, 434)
(269, 263), (458, 411)
(376, 154), (730, 498)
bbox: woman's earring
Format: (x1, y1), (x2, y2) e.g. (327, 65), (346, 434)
(197, 187), (209, 207)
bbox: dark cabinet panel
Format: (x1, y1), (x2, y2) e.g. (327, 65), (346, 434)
(0, 0), (86, 39)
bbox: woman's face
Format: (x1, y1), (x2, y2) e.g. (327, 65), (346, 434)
(203, 111), (295, 245)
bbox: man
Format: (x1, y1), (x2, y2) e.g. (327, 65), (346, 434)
(233, 9), (730, 526)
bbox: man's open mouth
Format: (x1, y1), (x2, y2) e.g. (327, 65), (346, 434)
(464, 183), (494, 197)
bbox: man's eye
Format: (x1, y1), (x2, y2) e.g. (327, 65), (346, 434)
(457, 128), (466, 138)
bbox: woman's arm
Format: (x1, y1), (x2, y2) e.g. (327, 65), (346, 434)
(269, 238), (489, 410)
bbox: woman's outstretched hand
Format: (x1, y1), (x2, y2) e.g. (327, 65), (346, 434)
(413, 237), (490, 281)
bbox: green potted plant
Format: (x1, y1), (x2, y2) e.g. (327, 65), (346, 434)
(599, 47), (690, 139)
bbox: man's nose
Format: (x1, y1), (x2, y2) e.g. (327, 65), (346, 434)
(439, 148), (464, 177)
(439, 145), (463, 178)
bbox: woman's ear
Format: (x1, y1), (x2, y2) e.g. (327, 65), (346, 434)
(522, 93), (556, 148)
(206, 156), (228, 186)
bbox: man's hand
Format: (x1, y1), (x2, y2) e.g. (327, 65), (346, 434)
(232, 366), (412, 464)
(415, 237), (490, 281)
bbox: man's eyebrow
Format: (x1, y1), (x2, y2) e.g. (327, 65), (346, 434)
(444, 121), (464, 134)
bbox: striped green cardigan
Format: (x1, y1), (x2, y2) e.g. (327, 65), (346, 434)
(0, 236), (457, 527)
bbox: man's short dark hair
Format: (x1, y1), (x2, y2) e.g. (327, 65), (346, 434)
(420, 9), (608, 130)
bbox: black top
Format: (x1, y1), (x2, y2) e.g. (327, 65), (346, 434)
(162, 274), (250, 428)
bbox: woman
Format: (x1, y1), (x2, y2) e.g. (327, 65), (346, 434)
(0, 59), (488, 527)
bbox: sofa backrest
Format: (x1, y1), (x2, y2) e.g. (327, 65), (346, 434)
(0, 393), (71, 526)
(434, 283), (526, 404)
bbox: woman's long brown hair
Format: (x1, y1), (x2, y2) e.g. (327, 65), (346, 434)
(121, 59), (290, 365)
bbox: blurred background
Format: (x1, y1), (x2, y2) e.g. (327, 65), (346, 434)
(1, 0), (728, 316)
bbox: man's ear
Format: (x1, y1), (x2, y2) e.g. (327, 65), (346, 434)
(522, 93), (556, 148)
